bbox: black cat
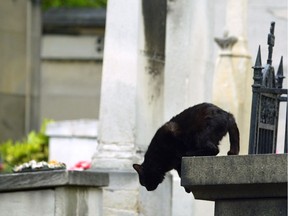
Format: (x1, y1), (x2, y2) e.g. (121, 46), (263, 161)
(133, 103), (240, 192)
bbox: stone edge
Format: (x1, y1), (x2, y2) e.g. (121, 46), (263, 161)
(0, 170), (109, 192)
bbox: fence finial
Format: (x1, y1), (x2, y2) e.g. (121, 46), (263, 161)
(252, 46), (263, 86)
(267, 22), (275, 65)
(255, 46), (262, 67)
(276, 56), (284, 89)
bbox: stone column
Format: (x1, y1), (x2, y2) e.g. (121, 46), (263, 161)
(212, 33), (239, 156)
(212, 0), (252, 154)
(91, 1), (172, 215)
(165, 1), (215, 215)
(136, 0), (166, 152)
(91, 0), (139, 170)
(165, 0), (215, 120)
(26, 0), (42, 132)
(227, 1), (252, 154)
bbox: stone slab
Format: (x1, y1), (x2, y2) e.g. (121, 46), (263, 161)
(215, 198), (287, 216)
(0, 170), (109, 192)
(181, 154), (287, 200)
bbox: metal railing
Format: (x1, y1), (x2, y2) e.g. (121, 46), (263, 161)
(249, 22), (288, 154)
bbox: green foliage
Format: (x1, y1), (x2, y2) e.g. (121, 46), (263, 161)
(0, 119), (53, 173)
(42, 0), (107, 10)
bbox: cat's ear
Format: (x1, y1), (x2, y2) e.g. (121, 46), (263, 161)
(133, 164), (143, 175)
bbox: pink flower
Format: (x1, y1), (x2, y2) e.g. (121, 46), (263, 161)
(69, 161), (91, 171)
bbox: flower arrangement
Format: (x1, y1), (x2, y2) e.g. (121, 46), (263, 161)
(12, 160), (66, 172)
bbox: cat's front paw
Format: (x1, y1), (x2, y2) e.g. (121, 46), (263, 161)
(227, 150), (239, 155)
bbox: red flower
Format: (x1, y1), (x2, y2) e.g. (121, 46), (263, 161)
(70, 161), (91, 171)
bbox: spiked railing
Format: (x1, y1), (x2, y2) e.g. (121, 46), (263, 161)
(248, 22), (288, 154)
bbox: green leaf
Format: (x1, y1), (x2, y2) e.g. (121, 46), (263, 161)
(0, 119), (51, 173)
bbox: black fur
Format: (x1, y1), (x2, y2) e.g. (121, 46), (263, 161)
(133, 103), (240, 192)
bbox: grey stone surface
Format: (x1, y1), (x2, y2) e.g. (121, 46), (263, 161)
(181, 154), (287, 200)
(0, 187), (103, 216)
(1, 189), (55, 216)
(92, 169), (173, 216)
(215, 198), (287, 216)
(0, 170), (109, 192)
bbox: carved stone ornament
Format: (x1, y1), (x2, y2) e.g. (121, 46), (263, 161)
(214, 31), (238, 52)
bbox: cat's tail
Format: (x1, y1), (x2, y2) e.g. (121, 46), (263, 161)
(227, 114), (240, 155)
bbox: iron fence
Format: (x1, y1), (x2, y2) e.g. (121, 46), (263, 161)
(249, 22), (288, 154)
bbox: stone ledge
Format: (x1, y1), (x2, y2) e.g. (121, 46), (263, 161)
(181, 154), (287, 200)
(0, 170), (109, 192)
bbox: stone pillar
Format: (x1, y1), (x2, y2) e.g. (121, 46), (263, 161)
(165, 0), (215, 120)
(91, 1), (172, 215)
(227, 0), (252, 155)
(165, 1), (215, 215)
(91, 0), (139, 170)
(26, 0), (42, 132)
(213, 33), (238, 113)
(136, 0), (166, 152)
(212, 0), (252, 154)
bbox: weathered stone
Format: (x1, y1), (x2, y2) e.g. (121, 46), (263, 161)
(181, 154), (287, 216)
(215, 198), (287, 216)
(0, 170), (109, 192)
(181, 154), (287, 200)
(97, 170), (173, 216)
(104, 208), (138, 216)
(104, 189), (139, 210)
(0, 190), (55, 216)
(104, 170), (140, 190)
(0, 171), (109, 216)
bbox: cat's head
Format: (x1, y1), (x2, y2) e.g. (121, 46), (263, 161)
(133, 164), (164, 191)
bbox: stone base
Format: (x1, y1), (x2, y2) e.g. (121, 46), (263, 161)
(91, 144), (141, 170)
(181, 154), (287, 216)
(92, 169), (172, 216)
(1, 187), (103, 216)
(0, 171), (109, 216)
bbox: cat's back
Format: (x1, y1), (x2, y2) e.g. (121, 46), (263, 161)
(170, 103), (218, 120)
(170, 103), (228, 129)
